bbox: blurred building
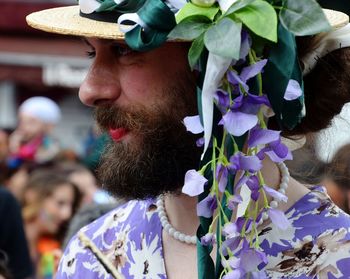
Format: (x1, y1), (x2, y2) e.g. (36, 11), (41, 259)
(0, 0), (93, 154)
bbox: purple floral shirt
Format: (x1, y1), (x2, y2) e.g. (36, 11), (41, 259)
(57, 186), (350, 278)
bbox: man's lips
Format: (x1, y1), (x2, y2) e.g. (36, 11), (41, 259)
(109, 128), (128, 141)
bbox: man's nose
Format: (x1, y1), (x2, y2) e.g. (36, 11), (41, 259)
(79, 59), (121, 107)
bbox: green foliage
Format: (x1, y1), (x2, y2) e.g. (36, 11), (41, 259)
(279, 0), (331, 35)
(168, 16), (211, 40)
(204, 18), (242, 59)
(188, 33), (206, 69)
(233, 0), (278, 42)
(176, 2), (220, 23)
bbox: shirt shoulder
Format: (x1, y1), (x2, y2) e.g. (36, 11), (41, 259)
(56, 199), (165, 279)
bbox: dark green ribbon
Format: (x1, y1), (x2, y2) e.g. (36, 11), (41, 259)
(125, 0), (177, 51)
(263, 23), (304, 130)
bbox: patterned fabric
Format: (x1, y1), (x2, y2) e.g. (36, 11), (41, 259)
(57, 186), (350, 279)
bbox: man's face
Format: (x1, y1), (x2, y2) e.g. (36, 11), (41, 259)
(80, 39), (201, 199)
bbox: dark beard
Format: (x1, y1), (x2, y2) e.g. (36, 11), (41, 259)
(95, 76), (202, 200)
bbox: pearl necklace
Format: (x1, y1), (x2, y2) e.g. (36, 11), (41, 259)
(156, 196), (197, 245)
(259, 162), (290, 224)
(156, 162), (289, 243)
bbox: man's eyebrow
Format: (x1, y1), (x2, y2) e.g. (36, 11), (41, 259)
(81, 37), (93, 48)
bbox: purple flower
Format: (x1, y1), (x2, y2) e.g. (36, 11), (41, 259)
(222, 257), (241, 269)
(248, 126), (281, 147)
(183, 115), (203, 134)
(197, 194), (217, 218)
(258, 139), (292, 163)
(216, 164), (228, 192)
(284, 79), (302, 101)
(239, 31), (251, 60)
(220, 110), (258, 136)
(267, 208), (290, 230)
(200, 232), (216, 246)
(182, 170), (207, 197)
(221, 235), (242, 257)
(223, 270), (241, 279)
(263, 185), (287, 203)
(227, 194), (243, 210)
(239, 247), (267, 273)
(215, 89), (230, 111)
(196, 137), (204, 147)
(222, 222), (238, 238)
(246, 175), (260, 201)
(229, 153), (262, 174)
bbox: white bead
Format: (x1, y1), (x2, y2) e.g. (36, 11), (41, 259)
(280, 182), (288, 190)
(174, 231), (180, 239)
(157, 205), (164, 211)
(190, 236), (197, 244)
(168, 228), (175, 236)
(262, 212), (269, 221)
(282, 177), (289, 184)
(270, 201), (278, 208)
(160, 216), (167, 223)
(178, 233), (185, 242)
(278, 188), (286, 195)
(158, 211), (166, 218)
(184, 235), (192, 244)
(164, 224), (171, 231)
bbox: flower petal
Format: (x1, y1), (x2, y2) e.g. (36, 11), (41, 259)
(197, 194), (217, 217)
(240, 59), (268, 82)
(263, 185), (288, 203)
(284, 79), (302, 101)
(223, 111), (258, 136)
(183, 115), (204, 134)
(182, 170), (207, 197)
(248, 127), (281, 147)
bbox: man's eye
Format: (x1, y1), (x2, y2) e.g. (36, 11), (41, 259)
(113, 45), (134, 56)
(86, 50), (96, 59)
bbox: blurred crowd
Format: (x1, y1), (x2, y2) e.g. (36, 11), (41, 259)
(0, 97), (121, 279)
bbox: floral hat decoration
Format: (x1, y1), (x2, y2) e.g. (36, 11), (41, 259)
(27, 0), (349, 278)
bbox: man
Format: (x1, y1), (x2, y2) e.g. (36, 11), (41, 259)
(26, 1), (350, 279)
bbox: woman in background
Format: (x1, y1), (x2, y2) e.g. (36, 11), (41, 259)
(22, 169), (81, 279)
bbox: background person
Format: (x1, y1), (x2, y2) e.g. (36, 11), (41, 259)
(321, 143), (350, 213)
(8, 96), (61, 167)
(22, 169), (81, 279)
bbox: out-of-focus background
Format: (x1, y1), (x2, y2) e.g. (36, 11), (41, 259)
(0, 0), (92, 154)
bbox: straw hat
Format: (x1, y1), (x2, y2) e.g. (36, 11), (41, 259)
(26, 5), (349, 40)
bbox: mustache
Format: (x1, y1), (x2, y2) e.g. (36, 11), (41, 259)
(94, 105), (149, 132)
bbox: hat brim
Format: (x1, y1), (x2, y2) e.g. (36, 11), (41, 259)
(26, 6), (126, 40)
(26, 5), (349, 41)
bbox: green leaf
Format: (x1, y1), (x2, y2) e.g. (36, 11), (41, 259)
(204, 18), (242, 59)
(176, 2), (220, 23)
(279, 0), (331, 36)
(225, 0), (256, 15)
(233, 0), (277, 42)
(188, 33), (205, 69)
(168, 16), (211, 40)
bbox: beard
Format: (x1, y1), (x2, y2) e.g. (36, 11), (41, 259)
(95, 74), (202, 200)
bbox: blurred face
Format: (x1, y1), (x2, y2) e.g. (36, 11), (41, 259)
(323, 179), (350, 213)
(39, 183), (75, 234)
(17, 113), (47, 142)
(79, 39), (201, 199)
(0, 130), (8, 160)
(69, 170), (97, 204)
